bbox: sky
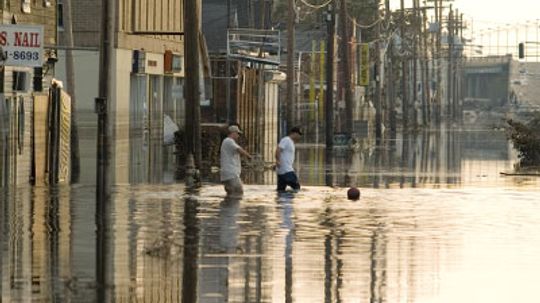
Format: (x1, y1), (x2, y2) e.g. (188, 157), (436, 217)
(389, 0), (540, 56)
(454, 0), (540, 27)
(391, 0), (540, 27)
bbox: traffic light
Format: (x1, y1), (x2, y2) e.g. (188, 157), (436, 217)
(519, 42), (525, 59)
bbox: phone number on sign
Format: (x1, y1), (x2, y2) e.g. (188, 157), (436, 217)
(2, 50), (40, 61)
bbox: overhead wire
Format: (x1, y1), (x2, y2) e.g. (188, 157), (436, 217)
(298, 0), (333, 10)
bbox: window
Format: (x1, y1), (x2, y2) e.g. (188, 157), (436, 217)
(22, 0), (31, 13)
(13, 71), (29, 92)
(57, 0), (64, 29)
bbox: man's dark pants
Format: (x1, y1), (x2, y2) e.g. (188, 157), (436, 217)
(277, 171), (301, 191)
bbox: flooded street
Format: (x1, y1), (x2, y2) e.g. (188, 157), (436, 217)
(2, 129), (540, 302)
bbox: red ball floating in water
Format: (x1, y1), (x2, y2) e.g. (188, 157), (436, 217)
(347, 187), (360, 201)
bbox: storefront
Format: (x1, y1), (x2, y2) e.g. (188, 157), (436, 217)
(129, 50), (184, 183)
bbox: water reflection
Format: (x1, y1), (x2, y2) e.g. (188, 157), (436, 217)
(3, 185), (540, 302)
(297, 129), (524, 188)
(2, 128), (540, 302)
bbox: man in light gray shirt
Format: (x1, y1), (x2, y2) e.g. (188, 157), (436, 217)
(220, 125), (252, 196)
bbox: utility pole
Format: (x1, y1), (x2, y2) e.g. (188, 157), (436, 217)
(385, 0), (396, 136)
(455, 11), (464, 123)
(286, 0), (295, 129)
(184, 0), (202, 169)
(96, 0), (114, 302)
(447, 6), (453, 121)
(412, 0), (419, 128)
(325, 5), (335, 151)
(375, 16), (383, 141)
(62, 0), (80, 183)
(422, 6), (431, 125)
(340, 0), (353, 137)
(432, 0), (443, 125)
(226, 0), (231, 122)
(400, 0), (409, 130)
(96, 0), (114, 201)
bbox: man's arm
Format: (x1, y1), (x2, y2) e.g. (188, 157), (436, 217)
(237, 146), (252, 159)
(275, 146), (282, 166)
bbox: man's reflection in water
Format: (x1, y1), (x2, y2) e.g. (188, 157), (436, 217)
(219, 197), (240, 253)
(278, 193), (295, 303)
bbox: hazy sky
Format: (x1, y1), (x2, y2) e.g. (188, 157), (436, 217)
(454, 0), (540, 26)
(391, 0), (540, 27)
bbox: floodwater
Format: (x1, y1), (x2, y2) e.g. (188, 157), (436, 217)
(2, 129), (540, 303)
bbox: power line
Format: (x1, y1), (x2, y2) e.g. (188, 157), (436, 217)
(298, 0), (333, 10)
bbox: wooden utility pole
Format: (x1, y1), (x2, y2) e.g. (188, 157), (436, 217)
(96, 0), (114, 302)
(386, 0), (396, 135)
(430, 0), (443, 124)
(226, 0), (231, 122)
(96, 0), (114, 201)
(447, 6), (454, 120)
(400, 0), (409, 130)
(454, 11), (464, 123)
(325, 5), (335, 150)
(62, 0), (80, 183)
(422, 7), (431, 125)
(184, 0), (202, 168)
(412, 0), (419, 128)
(286, 0), (295, 129)
(458, 12), (464, 123)
(340, 0), (353, 137)
(375, 18), (383, 141)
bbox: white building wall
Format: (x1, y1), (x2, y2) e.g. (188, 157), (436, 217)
(112, 48), (133, 185)
(55, 50), (100, 185)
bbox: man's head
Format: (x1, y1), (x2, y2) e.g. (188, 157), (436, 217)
(289, 127), (303, 142)
(228, 125), (242, 140)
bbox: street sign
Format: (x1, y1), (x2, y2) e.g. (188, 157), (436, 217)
(0, 24), (44, 67)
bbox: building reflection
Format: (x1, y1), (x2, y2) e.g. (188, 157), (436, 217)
(1, 186), (76, 302)
(297, 129), (513, 188)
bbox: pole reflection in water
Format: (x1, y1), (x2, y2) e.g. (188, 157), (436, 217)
(96, 187), (110, 303)
(322, 206), (344, 303)
(182, 194), (200, 303)
(369, 226), (387, 303)
(325, 148), (334, 187)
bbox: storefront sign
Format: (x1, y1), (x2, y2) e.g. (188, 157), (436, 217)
(0, 24), (44, 67)
(164, 50), (183, 74)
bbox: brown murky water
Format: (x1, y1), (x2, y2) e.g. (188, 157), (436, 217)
(1, 130), (540, 302)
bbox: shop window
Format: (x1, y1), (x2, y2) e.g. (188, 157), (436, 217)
(13, 71), (29, 92)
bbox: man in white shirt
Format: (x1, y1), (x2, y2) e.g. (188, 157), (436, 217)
(275, 127), (302, 191)
(220, 125), (252, 196)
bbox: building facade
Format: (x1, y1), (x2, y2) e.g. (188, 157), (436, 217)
(0, 0), (58, 187)
(56, 0), (185, 184)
